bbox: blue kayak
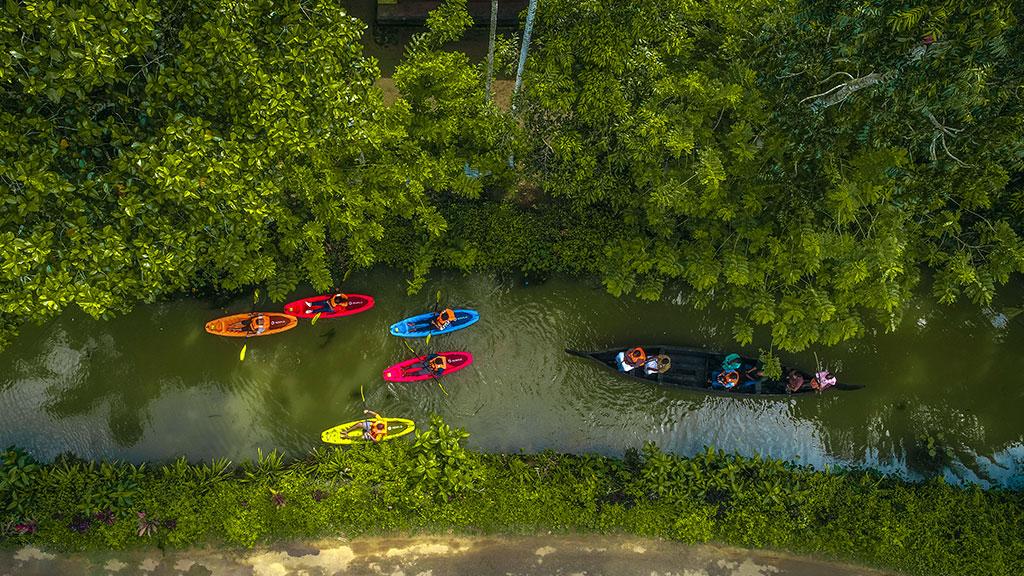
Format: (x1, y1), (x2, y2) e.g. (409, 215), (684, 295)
(389, 309), (480, 338)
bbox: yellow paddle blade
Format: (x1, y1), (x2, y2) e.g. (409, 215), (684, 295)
(360, 382), (365, 402)
(253, 289), (260, 303)
(425, 332), (432, 345)
(437, 380), (448, 396)
(311, 312), (322, 325)
(435, 289), (441, 303)
(239, 343), (247, 361)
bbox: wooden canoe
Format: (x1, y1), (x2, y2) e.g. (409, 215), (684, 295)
(566, 346), (862, 397)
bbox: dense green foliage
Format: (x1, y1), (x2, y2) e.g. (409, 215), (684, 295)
(3, 0), (1022, 352)
(0, 0), (512, 346)
(512, 0), (1024, 350)
(2, 419), (1022, 575)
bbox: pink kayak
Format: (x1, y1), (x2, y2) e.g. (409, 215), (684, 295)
(382, 352), (474, 382)
(283, 293), (374, 319)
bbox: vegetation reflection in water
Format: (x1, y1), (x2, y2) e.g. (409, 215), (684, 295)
(0, 269), (1021, 488)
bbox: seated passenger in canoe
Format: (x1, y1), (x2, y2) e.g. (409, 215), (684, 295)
(616, 347), (647, 372)
(344, 410), (388, 442)
(432, 308), (457, 330)
(786, 369), (806, 393)
(644, 354), (671, 375)
(712, 368), (740, 389)
(710, 353), (741, 389)
(305, 293), (348, 314)
(423, 353), (448, 375)
(711, 354), (762, 390)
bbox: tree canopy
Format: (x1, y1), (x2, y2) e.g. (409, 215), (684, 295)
(2, 0), (1021, 352)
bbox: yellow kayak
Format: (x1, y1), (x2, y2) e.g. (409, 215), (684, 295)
(321, 417), (416, 445)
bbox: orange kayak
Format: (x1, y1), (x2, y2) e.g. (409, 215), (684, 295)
(205, 312), (298, 337)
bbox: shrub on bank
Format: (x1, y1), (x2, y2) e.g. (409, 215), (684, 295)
(2, 417), (1021, 576)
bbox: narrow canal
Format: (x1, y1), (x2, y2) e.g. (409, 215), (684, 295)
(0, 269), (1021, 487)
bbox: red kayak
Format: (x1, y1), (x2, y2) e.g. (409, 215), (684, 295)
(382, 352), (474, 382)
(283, 293), (374, 319)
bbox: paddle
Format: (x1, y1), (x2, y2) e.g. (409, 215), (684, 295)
(311, 311), (322, 326)
(239, 289), (261, 362)
(425, 289), (443, 345)
(401, 339), (448, 396)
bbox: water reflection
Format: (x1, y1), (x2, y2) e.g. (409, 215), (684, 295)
(0, 269), (1020, 488)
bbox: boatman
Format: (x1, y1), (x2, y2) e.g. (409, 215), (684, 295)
(810, 370), (837, 392)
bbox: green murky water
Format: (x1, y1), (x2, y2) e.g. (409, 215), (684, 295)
(1, 269), (1021, 487)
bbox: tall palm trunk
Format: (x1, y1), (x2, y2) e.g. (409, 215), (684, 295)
(512, 0), (538, 108)
(485, 0), (498, 101)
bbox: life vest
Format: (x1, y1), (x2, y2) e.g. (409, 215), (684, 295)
(249, 315), (267, 332)
(369, 420), (387, 441)
(717, 370), (740, 388)
(329, 293), (348, 308)
(626, 347), (647, 365)
(435, 308), (456, 328)
(428, 355), (448, 372)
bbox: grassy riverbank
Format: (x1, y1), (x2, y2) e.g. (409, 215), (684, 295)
(2, 418), (1021, 576)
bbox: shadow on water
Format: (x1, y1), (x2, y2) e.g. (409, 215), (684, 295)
(319, 327), (338, 349)
(0, 268), (1021, 487)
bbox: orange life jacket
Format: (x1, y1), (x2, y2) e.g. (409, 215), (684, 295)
(435, 308), (456, 327)
(369, 420), (387, 441)
(626, 347), (647, 365)
(249, 315), (267, 332)
(717, 370), (740, 388)
(329, 293), (348, 308)
(428, 355), (448, 371)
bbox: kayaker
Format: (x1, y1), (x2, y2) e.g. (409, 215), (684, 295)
(432, 308), (457, 331)
(644, 354), (671, 375)
(786, 369), (806, 393)
(248, 313), (268, 335)
(615, 347), (647, 372)
(306, 293), (348, 314)
(423, 353), (448, 375)
(344, 410), (388, 443)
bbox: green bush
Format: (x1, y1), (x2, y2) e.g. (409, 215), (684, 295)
(1, 418), (1021, 575)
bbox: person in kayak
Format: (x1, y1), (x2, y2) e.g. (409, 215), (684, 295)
(344, 410), (388, 443)
(423, 353), (448, 376)
(305, 293), (348, 314)
(643, 354), (671, 375)
(248, 313), (268, 335)
(432, 308), (457, 331)
(615, 347), (647, 372)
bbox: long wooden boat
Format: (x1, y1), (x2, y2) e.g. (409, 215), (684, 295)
(566, 346), (863, 396)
